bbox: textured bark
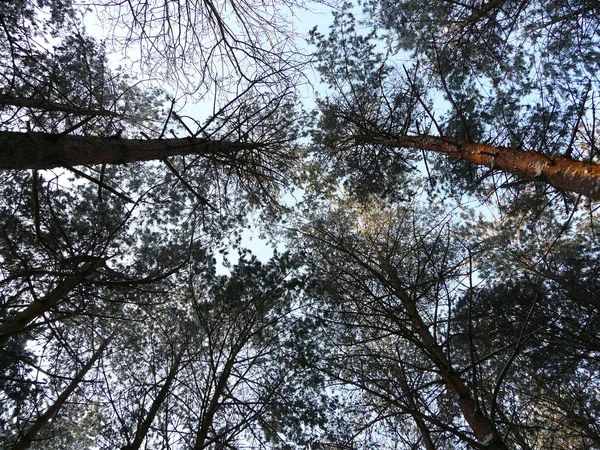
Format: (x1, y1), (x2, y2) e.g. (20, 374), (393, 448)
(123, 346), (186, 450)
(0, 131), (262, 170)
(11, 334), (113, 450)
(385, 269), (509, 450)
(355, 134), (600, 200)
(0, 263), (95, 342)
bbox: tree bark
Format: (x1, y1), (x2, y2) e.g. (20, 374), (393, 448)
(11, 334), (114, 450)
(122, 345), (186, 450)
(385, 269), (509, 450)
(194, 349), (238, 450)
(0, 263), (95, 342)
(355, 134), (600, 200)
(0, 131), (263, 170)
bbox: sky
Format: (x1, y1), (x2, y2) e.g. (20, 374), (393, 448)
(78, 1), (338, 270)
(75, 0), (490, 271)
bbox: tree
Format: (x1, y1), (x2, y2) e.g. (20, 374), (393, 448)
(0, 159), (219, 448)
(0, 30), (163, 136)
(2, 0), (600, 447)
(175, 254), (329, 449)
(8, 253), (331, 449)
(11, 333), (114, 450)
(292, 188), (600, 449)
(0, 1), (310, 446)
(120, 345), (186, 450)
(309, 8), (600, 202)
(88, 0), (317, 96)
(293, 196), (508, 448)
(455, 206), (600, 447)
(1, 0), (306, 216)
(0, 131), (287, 171)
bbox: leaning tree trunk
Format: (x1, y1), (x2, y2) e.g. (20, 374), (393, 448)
(193, 346), (240, 450)
(0, 262), (96, 342)
(11, 334), (114, 450)
(355, 134), (600, 200)
(0, 131), (263, 170)
(392, 362), (437, 450)
(122, 345), (186, 450)
(384, 268), (510, 450)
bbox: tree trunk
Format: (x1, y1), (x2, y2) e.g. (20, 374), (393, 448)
(0, 131), (263, 170)
(392, 362), (437, 450)
(11, 334), (114, 450)
(0, 263), (95, 342)
(194, 344), (241, 450)
(122, 345), (186, 450)
(355, 134), (600, 200)
(385, 269), (509, 450)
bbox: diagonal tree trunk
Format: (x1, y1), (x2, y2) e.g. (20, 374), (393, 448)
(194, 346), (240, 450)
(384, 268), (509, 450)
(309, 225), (506, 447)
(392, 360), (437, 450)
(355, 134), (600, 200)
(0, 131), (264, 170)
(122, 345), (186, 450)
(0, 263), (96, 342)
(11, 333), (114, 450)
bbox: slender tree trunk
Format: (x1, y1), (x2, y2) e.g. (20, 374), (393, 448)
(0, 263), (95, 342)
(355, 134), (600, 200)
(494, 405), (533, 450)
(11, 334), (114, 450)
(194, 347), (240, 449)
(0, 131), (262, 170)
(122, 346), (186, 450)
(385, 269), (509, 450)
(392, 362), (437, 450)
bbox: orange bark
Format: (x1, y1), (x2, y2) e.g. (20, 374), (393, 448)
(356, 134), (600, 200)
(385, 269), (508, 449)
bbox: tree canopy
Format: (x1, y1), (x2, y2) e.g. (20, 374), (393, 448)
(1, 0), (599, 449)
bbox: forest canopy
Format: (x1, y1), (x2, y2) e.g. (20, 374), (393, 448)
(1, 0), (599, 449)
